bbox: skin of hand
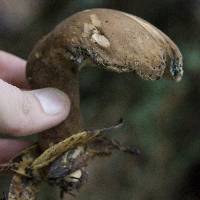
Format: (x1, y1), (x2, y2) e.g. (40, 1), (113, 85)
(0, 50), (71, 164)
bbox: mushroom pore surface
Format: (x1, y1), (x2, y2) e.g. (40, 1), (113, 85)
(26, 8), (183, 149)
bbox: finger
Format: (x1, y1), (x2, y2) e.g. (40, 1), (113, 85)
(0, 139), (31, 164)
(0, 50), (29, 88)
(0, 80), (70, 136)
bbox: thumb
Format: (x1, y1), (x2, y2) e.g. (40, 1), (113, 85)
(0, 80), (70, 136)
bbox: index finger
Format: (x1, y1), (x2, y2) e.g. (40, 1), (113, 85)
(0, 50), (29, 88)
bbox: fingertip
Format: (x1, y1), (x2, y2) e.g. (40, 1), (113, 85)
(0, 81), (71, 136)
(32, 88), (71, 117)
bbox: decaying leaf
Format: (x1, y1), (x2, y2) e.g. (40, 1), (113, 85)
(5, 145), (41, 200)
(1, 120), (138, 199)
(31, 119), (124, 170)
(31, 131), (98, 170)
(8, 174), (40, 200)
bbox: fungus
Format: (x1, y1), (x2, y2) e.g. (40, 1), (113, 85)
(8, 8), (183, 199)
(26, 8), (183, 149)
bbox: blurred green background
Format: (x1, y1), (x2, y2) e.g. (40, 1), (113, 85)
(0, 0), (200, 199)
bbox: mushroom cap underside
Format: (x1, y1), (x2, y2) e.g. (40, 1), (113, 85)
(28, 8), (183, 81)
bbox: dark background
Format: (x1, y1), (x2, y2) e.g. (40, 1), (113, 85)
(0, 0), (200, 199)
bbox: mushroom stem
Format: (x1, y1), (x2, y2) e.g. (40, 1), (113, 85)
(27, 50), (82, 150)
(39, 73), (81, 150)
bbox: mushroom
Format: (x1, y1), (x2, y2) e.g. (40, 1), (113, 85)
(26, 8), (183, 152)
(4, 8), (184, 200)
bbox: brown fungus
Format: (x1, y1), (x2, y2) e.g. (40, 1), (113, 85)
(4, 8), (184, 199)
(26, 8), (183, 150)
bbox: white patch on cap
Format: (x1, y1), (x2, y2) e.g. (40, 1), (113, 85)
(83, 23), (96, 35)
(91, 33), (110, 48)
(82, 14), (110, 48)
(90, 14), (101, 27)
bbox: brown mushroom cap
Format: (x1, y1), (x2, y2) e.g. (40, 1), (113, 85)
(64, 8), (183, 81)
(27, 8), (183, 89)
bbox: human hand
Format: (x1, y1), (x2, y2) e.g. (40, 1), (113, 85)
(0, 50), (70, 164)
